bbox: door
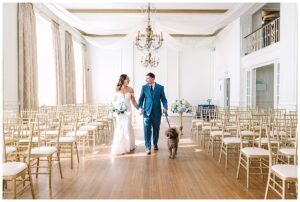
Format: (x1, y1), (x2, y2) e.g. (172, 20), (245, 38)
(224, 78), (230, 108)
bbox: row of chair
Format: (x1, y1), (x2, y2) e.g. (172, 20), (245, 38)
(2, 104), (115, 199)
(190, 106), (298, 199)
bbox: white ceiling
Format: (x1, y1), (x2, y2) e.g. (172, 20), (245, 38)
(53, 3), (256, 35)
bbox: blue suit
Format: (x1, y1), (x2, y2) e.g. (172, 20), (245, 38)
(138, 83), (168, 150)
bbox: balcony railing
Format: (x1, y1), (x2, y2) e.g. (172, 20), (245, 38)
(244, 17), (280, 55)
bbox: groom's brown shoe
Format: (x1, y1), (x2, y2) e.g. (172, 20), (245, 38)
(146, 150), (151, 155)
(154, 146), (159, 151)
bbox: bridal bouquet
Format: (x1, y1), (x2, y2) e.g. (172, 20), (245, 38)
(109, 99), (127, 114)
(171, 99), (192, 113)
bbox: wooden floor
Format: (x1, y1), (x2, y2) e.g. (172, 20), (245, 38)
(3, 116), (295, 199)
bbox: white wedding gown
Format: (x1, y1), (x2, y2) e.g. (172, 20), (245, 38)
(111, 92), (136, 155)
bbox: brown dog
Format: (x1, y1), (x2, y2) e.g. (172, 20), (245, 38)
(165, 127), (179, 159)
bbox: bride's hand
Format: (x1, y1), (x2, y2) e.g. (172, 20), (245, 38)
(139, 108), (144, 115)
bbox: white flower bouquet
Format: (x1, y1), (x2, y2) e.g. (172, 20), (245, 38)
(109, 99), (127, 114)
(171, 99), (192, 113)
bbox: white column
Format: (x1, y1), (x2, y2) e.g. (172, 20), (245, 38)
(3, 3), (19, 111)
(279, 3), (298, 110)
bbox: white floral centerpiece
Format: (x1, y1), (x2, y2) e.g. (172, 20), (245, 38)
(170, 99), (192, 137)
(109, 99), (127, 115)
(171, 99), (192, 113)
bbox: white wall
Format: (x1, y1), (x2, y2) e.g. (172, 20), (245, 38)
(86, 37), (215, 113)
(3, 3), (19, 111)
(214, 18), (241, 107)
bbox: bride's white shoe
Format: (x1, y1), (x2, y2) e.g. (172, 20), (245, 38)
(130, 145), (137, 151)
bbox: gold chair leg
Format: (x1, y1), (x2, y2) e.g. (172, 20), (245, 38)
(225, 146), (228, 168)
(28, 167), (35, 199)
(75, 142), (80, 164)
(264, 172), (271, 199)
(218, 143), (223, 164)
(71, 144), (73, 169)
(36, 157), (40, 178)
(246, 157), (250, 188)
(57, 151), (63, 179)
(236, 153), (242, 179)
(22, 173), (26, 187)
(13, 178), (17, 199)
(282, 180), (286, 199)
(48, 156), (52, 189)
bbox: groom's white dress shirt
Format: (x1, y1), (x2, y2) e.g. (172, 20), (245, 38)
(150, 83), (155, 90)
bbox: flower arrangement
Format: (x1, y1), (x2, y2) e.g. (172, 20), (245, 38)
(171, 99), (192, 113)
(109, 99), (127, 114)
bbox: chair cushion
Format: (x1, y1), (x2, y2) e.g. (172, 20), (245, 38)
(279, 148), (296, 156)
(6, 146), (17, 154)
(254, 137), (279, 145)
(223, 137), (243, 144)
(241, 130), (254, 136)
(192, 119), (203, 123)
(53, 136), (77, 143)
(88, 122), (104, 127)
(226, 125), (237, 130)
(270, 131), (287, 137)
(31, 146), (57, 155)
(66, 130), (88, 137)
(3, 162), (27, 176)
(241, 147), (269, 157)
(210, 131), (231, 137)
(19, 137), (39, 143)
(43, 130), (59, 136)
(272, 164), (298, 180)
(14, 130), (31, 135)
(79, 125), (97, 131)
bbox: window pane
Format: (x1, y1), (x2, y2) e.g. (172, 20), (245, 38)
(73, 40), (83, 104)
(36, 13), (56, 106)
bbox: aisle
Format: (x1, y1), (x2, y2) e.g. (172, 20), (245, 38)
(15, 116), (276, 199)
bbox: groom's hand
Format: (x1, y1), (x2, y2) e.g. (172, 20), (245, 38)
(139, 108), (144, 115)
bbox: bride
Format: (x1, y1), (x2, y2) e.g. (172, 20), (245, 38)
(111, 74), (139, 155)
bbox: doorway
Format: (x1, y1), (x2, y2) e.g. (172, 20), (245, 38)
(224, 78), (230, 108)
(256, 64), (274, 109)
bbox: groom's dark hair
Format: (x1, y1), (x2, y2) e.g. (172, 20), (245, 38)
(146, 72), (155, 79)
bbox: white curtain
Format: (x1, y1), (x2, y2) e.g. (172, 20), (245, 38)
(51, 20), (64, 105)
(18, 3), (39, 110)
(65, 31), (76, 104)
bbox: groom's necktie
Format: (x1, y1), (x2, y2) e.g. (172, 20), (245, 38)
(150, 85), (154, 94)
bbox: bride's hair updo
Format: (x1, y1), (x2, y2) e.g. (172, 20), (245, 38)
(116, 74), (128, 90)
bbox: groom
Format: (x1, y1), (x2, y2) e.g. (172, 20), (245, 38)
(138, 72), (168, 155)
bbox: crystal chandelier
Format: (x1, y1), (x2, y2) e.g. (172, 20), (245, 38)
(135, 3), (163, 51)
(141, 52), (159, 68)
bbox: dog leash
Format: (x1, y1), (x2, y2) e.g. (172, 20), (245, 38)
(164, 112), (171, 128)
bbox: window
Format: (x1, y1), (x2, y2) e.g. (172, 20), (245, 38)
(35, 13), (56, 106)
(73, 40), (84, 104)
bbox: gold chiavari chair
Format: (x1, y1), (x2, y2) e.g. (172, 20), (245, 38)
(65, 114), (90, 155)
(208, 115), (231, 158)
(236, 118), (270, 188)
(265, 126), (298, 199)
(219, 117), (245, 168)
(30, 115), (63, 189)
(51, 113), (80, 169)
(275, 116), (297, 165)
(3, 123), (35, 199)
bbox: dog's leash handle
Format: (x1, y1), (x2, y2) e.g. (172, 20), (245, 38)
(164, 112), (171, 128)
